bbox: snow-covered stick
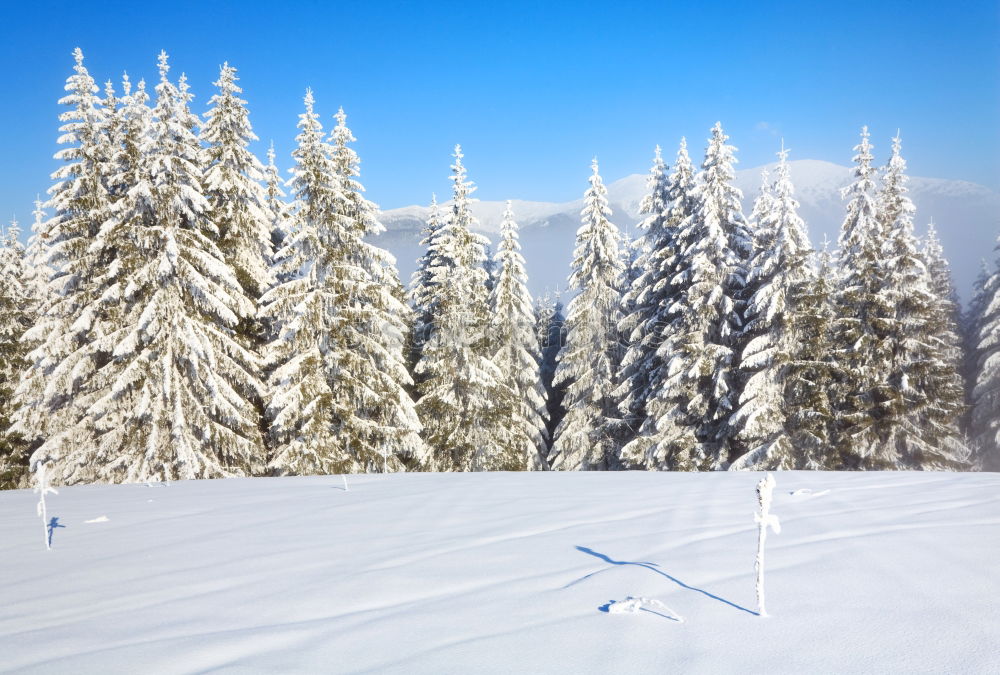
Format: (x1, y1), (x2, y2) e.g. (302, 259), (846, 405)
(342, 474), (349, 492)
(34, 463), (58, 551)
(754, 472), (780, 616)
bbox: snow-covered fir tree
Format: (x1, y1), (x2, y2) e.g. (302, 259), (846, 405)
(11, 48), (113, 480)
(264, 142), (291, 263)
(73, 52), (267, 483)
(263, 96), (424, 474)
(201, 63), (273, 302)
(919, 222), (969, 458)
(616, 145), (687, 450)
(875, 134), (966, 469)
(728, 146), (814, 470)
(923, 223), (962, 333)
(970, 235), (1000, 470)
(534, 292), (566, 458)
(408, 194), (446, 369)
(414, 146), (516, 471)
(489, 202), (548, 469)
(786, 239), (840, 469)
(963, 260), (991, 439)
(0, 220), (32, 488)
(830, 127), (896, 468)
(549, 159), (625, 470)
(622, 124), (750, 470)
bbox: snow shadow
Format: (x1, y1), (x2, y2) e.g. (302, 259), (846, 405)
(574, 546), (757, 616)
(47, 517), (65, 548)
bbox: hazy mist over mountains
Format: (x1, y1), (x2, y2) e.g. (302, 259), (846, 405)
(377, 159), (1000, 301)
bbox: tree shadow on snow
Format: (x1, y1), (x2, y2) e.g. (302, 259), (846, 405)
(48, 517), (65, 548)
(574, 546), (757, 616)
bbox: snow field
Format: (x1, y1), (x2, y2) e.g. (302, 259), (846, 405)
(1, 471), (998, 673)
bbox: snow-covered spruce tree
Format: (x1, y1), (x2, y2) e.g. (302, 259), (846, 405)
(0, 220), (32, 488)
(549, 159), (625, 470)
(622, 124), (750, 471)
(534, 292), (566, 459)
(408, 194), (446, 370)
(971, 236), (1000, 470)
(729, 146), (814, 470)
(830, 127), (895, 469)
(489, 202), (548, 470)
(963, 260), (991, 444)
(201, 63), (274, 454)
(201, 63), (273, 302)
(264, 142), (291, 267)
(924, 223), (963, 335)
(918, 222), (969, 462)
(325, 106), (425, 471)
(414, 146), (516, 471)
(11, 48), (113, 481)
(76, 52), (266, 483)
(874, 135), (967, 469)
(263, 96), (424, 474)
(784, 239), (840, 469)
(261, 90), (346, 473)
(616, 146), (679, 451)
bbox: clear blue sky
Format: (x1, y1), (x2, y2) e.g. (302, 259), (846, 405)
(1, 0), (997, 224)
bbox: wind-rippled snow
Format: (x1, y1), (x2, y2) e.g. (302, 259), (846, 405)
(0, 470), (998, 673)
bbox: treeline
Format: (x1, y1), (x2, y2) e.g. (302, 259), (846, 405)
(0, 50), (997, 487)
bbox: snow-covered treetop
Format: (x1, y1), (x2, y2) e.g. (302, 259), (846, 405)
(638, 145), (668, 222)
(449, 144), (480, 233)
(694, 122), (750, 260)
(202, 63), (263, 172)
(328, 107), (384, 238)
(837, 126), (880, 255)
(879, 133), (916, 231)
(770, 143), (811, 258)
(569, 158), (622, 298)
(265, 142), (285, 203)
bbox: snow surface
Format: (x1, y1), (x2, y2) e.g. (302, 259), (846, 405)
(1, 471), (998, 673)
(377, 160), (1000, 300)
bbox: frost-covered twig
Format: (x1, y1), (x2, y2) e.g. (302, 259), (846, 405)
(606, 596), (683, 622)
(755, 472), (780, 616)
(34, 463), (58, 551)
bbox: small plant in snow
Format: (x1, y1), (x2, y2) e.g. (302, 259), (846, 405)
(754, 472), (780, 616)
(34, 462), (57, 550)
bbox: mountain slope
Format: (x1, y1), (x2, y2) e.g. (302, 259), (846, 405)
(378, 160), (1000, 299)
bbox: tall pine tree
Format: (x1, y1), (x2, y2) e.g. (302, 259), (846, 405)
(263, 94), (424, 474)
(0, 220), (32, 487)
(414, 146), (515, 470)
(729, 146), (814, 470)
(12, 48), (112, 481)
(77, 52), (266, 483)
(549, 159), (624, 470)
(875, 134), (967, 469)
(623, 124), (749, 470)
(489, 202), (548, 470)
(970, 235), (1000, 470)
(831, 126), (895, 468)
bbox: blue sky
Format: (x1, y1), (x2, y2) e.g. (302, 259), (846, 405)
(0, 0), (997, 224)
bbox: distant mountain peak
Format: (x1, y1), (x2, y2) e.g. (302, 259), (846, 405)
(378, 161), (999, 300)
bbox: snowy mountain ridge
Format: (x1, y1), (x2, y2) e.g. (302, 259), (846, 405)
(377, 160), (1000, 299)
